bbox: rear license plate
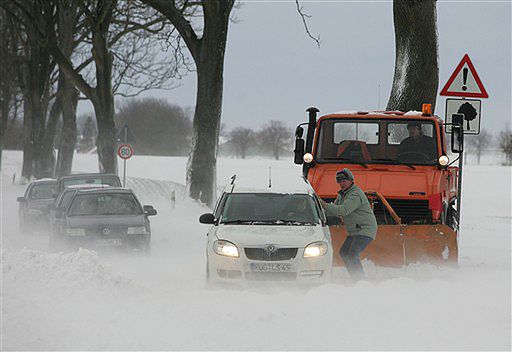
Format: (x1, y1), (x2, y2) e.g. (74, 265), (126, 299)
(95, 238), (122, 247)
(250, 263), (292, 272)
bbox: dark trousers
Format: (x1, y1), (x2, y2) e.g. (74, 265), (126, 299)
(339, 235), (373, 280)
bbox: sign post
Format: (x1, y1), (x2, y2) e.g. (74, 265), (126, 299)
(117, 144), (134, 187)
(117, 124), (136, 187)
(440, 54), (489, 232)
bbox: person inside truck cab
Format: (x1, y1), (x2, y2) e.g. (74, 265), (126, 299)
(397, 122), (437, 162)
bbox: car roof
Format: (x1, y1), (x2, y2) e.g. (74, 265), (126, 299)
(63, 183), (113, 189)
(226, 176), (315, 195)
(58, 173), (119, 180)
(30, 178), (57, 185)
(74, 187), (134, 195)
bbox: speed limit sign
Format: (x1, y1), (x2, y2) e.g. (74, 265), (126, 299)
(117, 144), (134, 160)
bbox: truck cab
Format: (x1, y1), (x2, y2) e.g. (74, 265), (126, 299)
(294, 107), (462, 266)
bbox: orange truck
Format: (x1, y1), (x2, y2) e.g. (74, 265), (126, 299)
(293, 105), (465, 267)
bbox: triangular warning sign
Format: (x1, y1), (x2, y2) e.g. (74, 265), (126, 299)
(440, 54), (488, 98)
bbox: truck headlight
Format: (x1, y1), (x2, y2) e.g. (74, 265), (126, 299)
(214, 240), (239, 258)
(127, 226), (147, 235)
(28, 208), (43, 215)
(438, 155), (449, 166)
(303, 153), (314, 164)
(66, 228), (86, 236)
(304, 241), (328, 258)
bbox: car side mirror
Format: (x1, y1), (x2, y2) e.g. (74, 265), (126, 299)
(143, 205), (157, 216)
(325, 216), (341, 226)
(55, 209), (65, 219)
(17, 197), (26, 202)
(199, 213), (215, 224)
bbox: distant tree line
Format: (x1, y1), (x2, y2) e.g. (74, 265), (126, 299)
(225, 120), (293, 160)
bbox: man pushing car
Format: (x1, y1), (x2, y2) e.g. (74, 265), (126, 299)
(319, 168), (377, 280)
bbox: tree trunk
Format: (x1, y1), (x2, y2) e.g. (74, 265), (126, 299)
(91, 20), (117, 175)
(187, 60), (224, 205)
(387, 0), (439, 112)
(21, 96), (33, 181)
(56, 83), (78, 177)
(39, 94), (61, 176)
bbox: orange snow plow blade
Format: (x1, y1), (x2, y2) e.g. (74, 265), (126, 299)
(402, 225), (458, 265)
(330, 226), (404, 267)
(329, 191), (458, 267)
(330, 224), (458, 267)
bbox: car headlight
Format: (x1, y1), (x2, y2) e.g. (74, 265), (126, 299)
(213, 240), (239, 258)
(303, 241), (328, 258)
(28, 208), (43, 215)
(127, 226), (147, 235)
(66, 228), (86, 236)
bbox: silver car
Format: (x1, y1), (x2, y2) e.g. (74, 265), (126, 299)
(200, 176), (335, 283)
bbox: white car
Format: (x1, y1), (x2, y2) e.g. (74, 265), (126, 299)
(199, 176), (336, 283)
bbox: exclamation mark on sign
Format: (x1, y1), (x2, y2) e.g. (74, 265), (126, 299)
(462, 67), (468, 91)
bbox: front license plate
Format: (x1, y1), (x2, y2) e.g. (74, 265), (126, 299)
(95, 238), (122, 247)
(250, 263), (292, 272)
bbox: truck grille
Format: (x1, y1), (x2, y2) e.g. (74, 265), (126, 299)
(244, 248), (298, 261)
(375, 199), (431, 224)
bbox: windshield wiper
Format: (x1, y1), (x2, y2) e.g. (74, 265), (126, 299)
(323, 157), (368, 168)
(221, 219), (255, 225)
(370, 158), (416, 170)
(255, 219), (317, 226)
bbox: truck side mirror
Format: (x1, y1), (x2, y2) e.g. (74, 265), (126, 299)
(294, 138), (305, 165)
(451, 113), (464, 154)
(17, 197), (26, 202)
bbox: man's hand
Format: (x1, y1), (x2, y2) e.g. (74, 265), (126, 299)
(318, 197), (328, 209)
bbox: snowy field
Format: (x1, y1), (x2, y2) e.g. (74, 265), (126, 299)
(1, 150), (511, 350)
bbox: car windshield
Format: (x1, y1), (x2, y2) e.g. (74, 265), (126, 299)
(57, 190), (76, 209)
(68, 193), (142, 216)
(316, 119), (438, 165)
(29, 183), (58, 200)
(220, 193), (321, 225)
(62, 176), (121, 188)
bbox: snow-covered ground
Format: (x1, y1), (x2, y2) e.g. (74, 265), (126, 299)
(1, 150), (511, 350)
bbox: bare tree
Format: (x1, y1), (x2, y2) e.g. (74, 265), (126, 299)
(228, 127), (255, 159)
(0, 9), (23, 168)
(387, 0), (439, 112)
(43, 0), (183, 175)
(142, 0), (236, 206)
(498, 128), (512, 166)
(258, 121), (292, 160)
(1, 1), (56, 180)
(465, 129), (491, 165)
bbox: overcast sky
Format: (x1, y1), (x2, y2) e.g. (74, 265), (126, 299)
(78, 0), (511, 133)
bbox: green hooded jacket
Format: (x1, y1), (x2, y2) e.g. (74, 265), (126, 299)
(325, 184), (378, 240)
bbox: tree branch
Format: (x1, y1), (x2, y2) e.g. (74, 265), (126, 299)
(141, 0), (201, 61)
(295, 0), (320, 48)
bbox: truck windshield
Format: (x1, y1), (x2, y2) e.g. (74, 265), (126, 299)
(220, 193), (321, 225)
(316, 119), (438, 165)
